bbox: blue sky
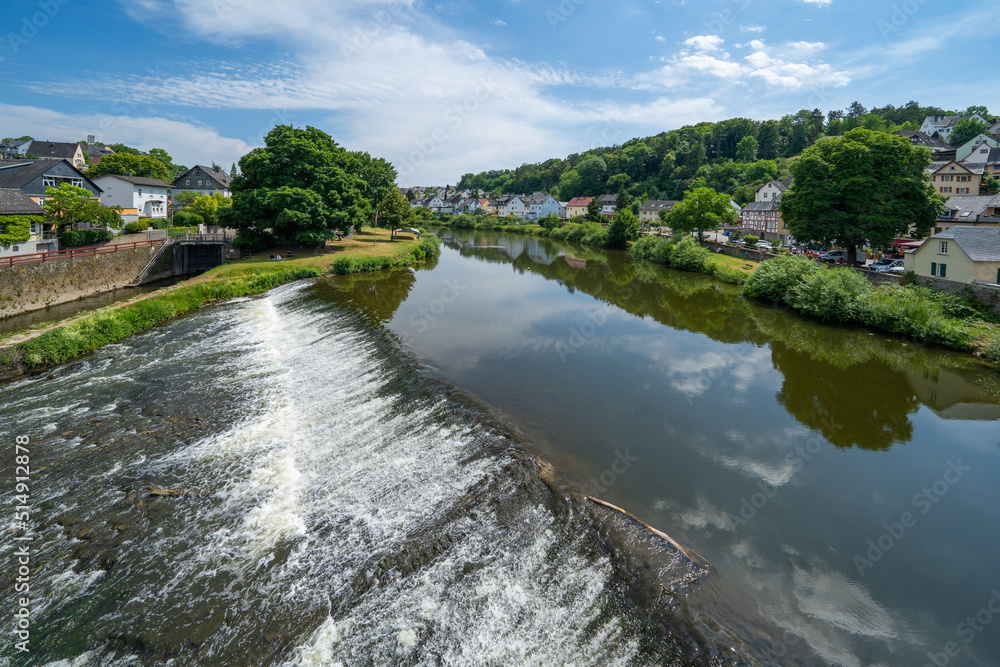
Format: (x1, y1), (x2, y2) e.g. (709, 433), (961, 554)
(2, 0), (998, 184)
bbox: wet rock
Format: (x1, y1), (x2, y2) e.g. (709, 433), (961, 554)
(75, 526), (93, 540)
(189, 609), (226, 647)
(56, 513), (82, 527)
(148, 487), (197, 497)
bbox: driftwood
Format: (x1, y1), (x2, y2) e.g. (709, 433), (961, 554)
(147, 487), (196, 497)
(586, 496), (710, 568)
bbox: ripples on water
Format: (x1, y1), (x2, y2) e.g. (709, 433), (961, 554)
(1, 282), (759, 666)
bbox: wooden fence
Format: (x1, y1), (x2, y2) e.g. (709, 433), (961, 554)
(0, 239), (167, 269)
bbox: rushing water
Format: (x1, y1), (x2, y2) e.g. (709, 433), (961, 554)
(2, 229), (999, 666)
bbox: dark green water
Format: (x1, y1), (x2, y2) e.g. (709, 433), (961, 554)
(1, 228), (998, 666)
(327, 229), (1000, 667)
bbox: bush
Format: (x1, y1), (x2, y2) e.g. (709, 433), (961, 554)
(631, 236), (659, 260)
(981, 332), (1000, 363)
(124, 221), (150, 234)
(58, 229), (114, 248)
(791, 267), (871, 321)
(744, 255), (823, 303)
(651, 238), (677, 265)
(669, 238), (712, 272)
(582, 227), (608, 247)
(743, 235), (759, 248)
(712, 264), (749, 285)
(149, 219), (170, 230)
(900, 270), (919, 286)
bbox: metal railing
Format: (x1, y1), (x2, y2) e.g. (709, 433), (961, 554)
(171, 232), (234, 243)
(0, 239), (166, 269)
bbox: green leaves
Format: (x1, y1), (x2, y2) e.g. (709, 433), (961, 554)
(668, 187), (737, 236)
(43, 183), (122, 230)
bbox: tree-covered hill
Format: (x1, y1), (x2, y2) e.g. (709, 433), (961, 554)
(457, 101), (988, 206)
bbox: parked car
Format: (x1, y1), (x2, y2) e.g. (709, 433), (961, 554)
(869, 257), (897, 271)
(875, 259), (905, 274)
(818, 249), (866, 266)
(756, 240), (774, 250)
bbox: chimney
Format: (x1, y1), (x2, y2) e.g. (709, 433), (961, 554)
(87, 135), (95, 144)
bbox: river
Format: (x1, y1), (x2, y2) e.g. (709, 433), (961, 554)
(1, 228), (998, 666)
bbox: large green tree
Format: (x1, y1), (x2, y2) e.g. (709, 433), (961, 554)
(186, 192), (232, 227)
(668, 187), (737, 239)
(605, 208), (639, 250)
(780, 128), (944, 266)
(222, 125), (372, 249)
(42, 183), (122, 229)
(88, 152), (171, 182)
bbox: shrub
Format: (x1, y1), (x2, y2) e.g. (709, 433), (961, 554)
(668, 238), (712, 273)
(743, 234), (759, 248)
(712, 264), (749, 285)
(981, 332), (1000, 363)
(582, 227), (608, 247)
(59, 229), (114, 247)
(900, 270), (919, 286)
(791, 267), (871, 321)
(744, 255), (823, 303)
(148, 219), (170, 230)
(651, 238), (676, 265)
(631, 236), (659, 260)
(124, 221), (150, 234)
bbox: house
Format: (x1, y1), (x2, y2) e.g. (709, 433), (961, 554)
(639, 200), (678, 223)
(558, 201), (568, 219)
(26, 141), (86, 169)
(932, 195), (1000, 233)
(737, 179), (793, 244)
(895, 130), (956, 161)
(919, 113), (989, 143)
(497, 195), (527, 219)
(598, 194), (617, 217)
(903, 227), (1000, 285)
(957, 135), (998, 163)
(0, 188), (53, 259)
(83, 144), (115, 169)
(524, 193), (560, 221)
(477, 198), (496, 215)
(928, 161), (984, 196)
(413, 194), (445, 212)
(565, 197), (593, 219)
(984, 147), (1000, 180)
(172, 165), (233, 196)
(989, 120), (1000, 137)
(0, 159), (102, 202)
(92, 174), (171, 220)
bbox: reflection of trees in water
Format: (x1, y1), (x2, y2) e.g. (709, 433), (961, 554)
(329, 268), (418, 323)
(771, 343), (918, 450)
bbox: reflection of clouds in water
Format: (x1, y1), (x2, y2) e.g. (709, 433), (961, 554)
(671, 493), (741, 533)
(663, 497), (924, 667)
(703, 428), (817, 488)
(791, 566), (918, 642)
(713, 453), (797, 487)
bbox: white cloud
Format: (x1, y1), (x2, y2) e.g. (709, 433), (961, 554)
(800, 0), (832, 6)
(683, 34), (725, 52)
(0, 102), (252, 170)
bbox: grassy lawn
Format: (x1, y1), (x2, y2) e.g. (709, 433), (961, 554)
(706, 252), (761, 275)
(206, 228), (420, 279)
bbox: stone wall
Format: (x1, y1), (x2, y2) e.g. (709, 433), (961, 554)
(701, 240), (780, 262)
(0, 246), (161, 319)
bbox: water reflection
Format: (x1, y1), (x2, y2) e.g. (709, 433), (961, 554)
(319, 228), (1000, 666)
(341, 229), (999, 451)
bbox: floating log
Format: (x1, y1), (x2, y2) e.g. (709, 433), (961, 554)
(586, 496), (710, 568)
(147, 487), (196, 497)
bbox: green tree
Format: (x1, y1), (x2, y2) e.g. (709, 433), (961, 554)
(230, 162), (238, 179)
(757, 121), (780, 160)
(668, 187), (737, 240)
(222, 125), (372, 250)
(948, 118), (991, 147)
(539, 213), (560, 230)
(736, 136), (758, 163)
(173, 190), (200, 210)
(578, 155), (607, 195)
(147, 148), (186, 179)
(405, 188), (416, 201)
(586, 196), (602, 223)
(615, 184), (632, 215)
(187, 192), (232, 227)
(42, 183), (122, 229)
(352, 151), (398, 243)
(107, 143), (141, 155)
(88, 152), (171, 181)
(780, 128), (944, 267)
(376, 187), (416, 239)
(605, 208), (639, 249)
(981, 174), (999, 195)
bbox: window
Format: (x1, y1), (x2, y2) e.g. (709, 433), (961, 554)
(942, 187), (952, 193)
(197, 180), (203, 186)
(138, 188), (142, 196)
(940, 241), (948, 254)
(959, 176), (968, 182)
(958, 188), (969, 194)
(71, 178), (83, 187)
(30, 222), (40, 235)
(940, 263), (947, 278)
(931, 262), (937, 276)
(42, 176), (56, 187)
(185, 179), (190, 186)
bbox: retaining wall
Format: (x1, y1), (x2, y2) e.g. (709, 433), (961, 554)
(0, 246), (160, 319)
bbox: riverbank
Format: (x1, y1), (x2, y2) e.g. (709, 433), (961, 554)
(0, 229), (437, 383)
